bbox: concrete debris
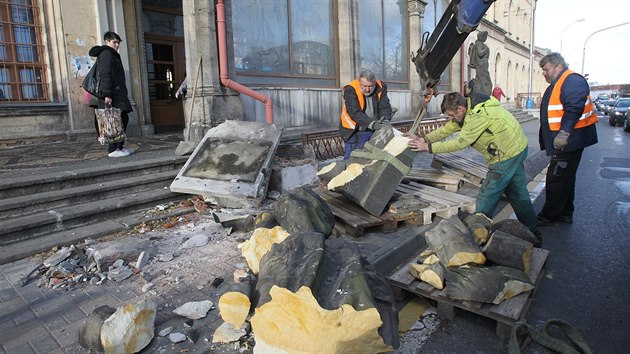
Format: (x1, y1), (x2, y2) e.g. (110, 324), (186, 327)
(100, 299), (157, 354)
(141, 282), (153, 292)
(135, 251), (150, 271)
(108, 265), (133, 282)
(172, 300), (214, 320)
(158, 326), (174, 337)
(233, 268), (249, 283)
(169, 332), (187, 343)
(43, 246), (72, 267)
(180, 234), (210, 249)
(158, 252), (174, 262)
(212, 321), (249, 343)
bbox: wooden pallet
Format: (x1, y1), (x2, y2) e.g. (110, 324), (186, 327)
(431, 152), (488, 186)
(318, 182), (475, 237)
(388, 248), (549, 338)
(405, 168), (464, 192)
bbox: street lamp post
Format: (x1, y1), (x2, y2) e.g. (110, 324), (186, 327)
(527, 0), (537, 105)
(581, 21), (630, 75)
(560, 18), (585, 53)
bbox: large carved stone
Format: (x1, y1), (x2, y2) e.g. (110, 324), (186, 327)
(325, 125), (415, 216)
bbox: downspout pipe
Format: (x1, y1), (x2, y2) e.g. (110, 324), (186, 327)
(216, 0), (273, 124)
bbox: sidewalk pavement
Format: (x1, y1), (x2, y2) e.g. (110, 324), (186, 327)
(0, 118), (547, 354)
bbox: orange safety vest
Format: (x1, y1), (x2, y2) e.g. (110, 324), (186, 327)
(340, 79), (383, 129)
(547, 69), (598, 131)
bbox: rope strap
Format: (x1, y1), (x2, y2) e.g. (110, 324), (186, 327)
(508, 320), (592, 354)
(349, 142), (411, 175)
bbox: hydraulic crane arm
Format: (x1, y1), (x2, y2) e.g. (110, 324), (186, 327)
(412, 0), (496, 94)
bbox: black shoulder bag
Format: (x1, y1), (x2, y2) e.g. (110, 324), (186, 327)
(82, 61), (103, 98)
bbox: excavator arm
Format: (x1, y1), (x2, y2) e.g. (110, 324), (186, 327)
(412, 0), (496, 94)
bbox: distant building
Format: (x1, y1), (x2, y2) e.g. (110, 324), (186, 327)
(0, 0), (545, 143)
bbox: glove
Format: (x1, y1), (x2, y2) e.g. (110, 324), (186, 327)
(368, 119), (389, 131)
(553, 130), (570, 151)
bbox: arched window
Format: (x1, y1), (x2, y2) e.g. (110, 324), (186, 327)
(359, 0), (409, 84)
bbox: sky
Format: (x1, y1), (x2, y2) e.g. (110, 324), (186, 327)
(534, 0), (630, 85)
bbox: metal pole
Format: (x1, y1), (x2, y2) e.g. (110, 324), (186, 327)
(560, 18), (585, 53)
(581, 21), (630, 75)
(527, 0), (537, 107)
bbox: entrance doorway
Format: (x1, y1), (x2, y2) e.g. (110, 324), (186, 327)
(145, 35), (185, 133)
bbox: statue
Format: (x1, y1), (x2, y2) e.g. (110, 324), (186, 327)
(469, 31), (492, 97)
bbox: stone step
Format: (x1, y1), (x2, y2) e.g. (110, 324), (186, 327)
(0, 155), (188, 199)
(0, 187), (187, 246)
(0, 204), (196, 265)
(0, 170), (179, 219)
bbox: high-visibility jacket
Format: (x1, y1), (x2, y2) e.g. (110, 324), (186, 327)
(547, 69), (598, 131)
(340, 79), (384, 129)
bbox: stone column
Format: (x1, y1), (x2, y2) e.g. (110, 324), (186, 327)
(408, 0), (427, 118)
(181, 0), (244, 144)
(337, 0), (361, 86)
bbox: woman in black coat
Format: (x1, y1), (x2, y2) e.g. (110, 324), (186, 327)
(89, 31), (133, 157)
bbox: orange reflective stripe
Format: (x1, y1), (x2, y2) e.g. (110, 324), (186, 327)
(547, 69), (599, 131)
(339, 79), (384, 129)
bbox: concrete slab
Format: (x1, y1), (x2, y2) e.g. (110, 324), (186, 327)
(170, 121), (281, 208)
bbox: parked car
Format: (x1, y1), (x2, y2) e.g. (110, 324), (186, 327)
(624, 109), (630, 132)
(603, 99), (617, 115)
(609, 98), (630, 126)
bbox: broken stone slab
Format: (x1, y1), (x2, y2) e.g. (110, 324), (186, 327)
(78, 305), (116, 353)
(212, 212), (255, 232)
(92, 238), (155, 270)
(269, 144), (319, 194)
(108, 266), (133, 282)
(172, 300), (214, 320)
(43, 247), (72, 267)
(158, 326), (174, 337)
(170, 121), (282, 209)
(100, 299), (157, 354)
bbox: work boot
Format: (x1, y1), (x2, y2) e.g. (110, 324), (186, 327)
(557, 215), (573, 224)
(537, 215), (557, 227)
(530, 229), (542, 247)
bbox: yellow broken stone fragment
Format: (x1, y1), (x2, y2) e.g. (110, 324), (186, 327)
(327, 163), (368, 190)
(239, 226), (289, 274)
(218, 291), (251, 328)
(251, 286), (392, 354)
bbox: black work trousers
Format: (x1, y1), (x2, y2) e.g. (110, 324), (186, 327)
(539, 148), (584, 220)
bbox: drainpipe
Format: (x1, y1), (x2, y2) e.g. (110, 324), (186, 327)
(216, 0), (273, 124)
(460, 43), (465, 92)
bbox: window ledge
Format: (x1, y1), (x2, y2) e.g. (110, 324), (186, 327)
(0, 103), (68, 117)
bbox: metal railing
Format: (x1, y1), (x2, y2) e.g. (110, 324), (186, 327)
(302, 118), (448, 161)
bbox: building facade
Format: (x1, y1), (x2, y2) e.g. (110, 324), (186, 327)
(0, 0), (546, 144)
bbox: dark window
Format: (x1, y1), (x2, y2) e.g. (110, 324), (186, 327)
(0, 0), (47, 102)
(359, 0), (409, 85)
(231, 0), (335, 85)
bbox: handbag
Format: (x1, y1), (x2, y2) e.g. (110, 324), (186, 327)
(95, 106), (126, 145)
(82, 62), (103, 98)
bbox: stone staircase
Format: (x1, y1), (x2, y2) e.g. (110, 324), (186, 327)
(508, 108), (539, 123)
(0, 153), (191, 264)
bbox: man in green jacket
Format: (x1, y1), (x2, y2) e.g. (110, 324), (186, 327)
(408, 90), (540, 237)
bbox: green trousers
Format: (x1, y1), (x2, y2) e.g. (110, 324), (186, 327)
(475, 148), (539, 232)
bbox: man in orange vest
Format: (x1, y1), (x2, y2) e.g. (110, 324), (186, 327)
(537, 52), (598, 226)
(340, 69), (393, 159)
